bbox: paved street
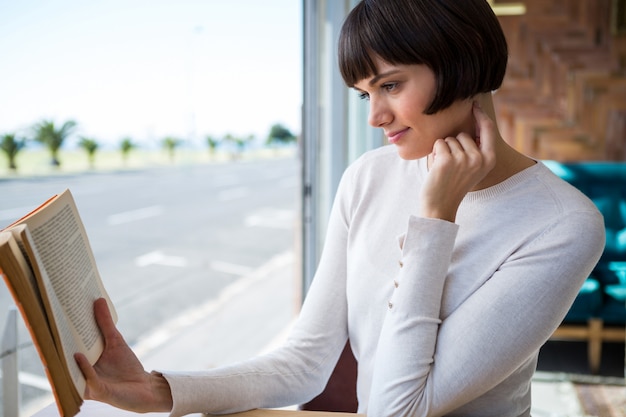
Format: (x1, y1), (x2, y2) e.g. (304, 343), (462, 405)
(0, 156), (301, 415)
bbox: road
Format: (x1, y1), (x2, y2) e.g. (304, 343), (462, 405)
(0, 156), (300, 414)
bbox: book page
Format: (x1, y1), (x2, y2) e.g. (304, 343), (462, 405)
(15, 226), (89, 396)
(26, 206), (104, 352)
(14, 189), (116, 363)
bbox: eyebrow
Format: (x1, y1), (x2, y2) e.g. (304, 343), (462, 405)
(368, 69), (403, 86)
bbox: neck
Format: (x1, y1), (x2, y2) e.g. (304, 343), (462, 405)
(471, 93), (536, 191)
(475, 93), (499, 128)
(452, 93), (498, 143)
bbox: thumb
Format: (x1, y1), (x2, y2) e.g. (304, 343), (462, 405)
(93, 298), (119, 341)
(74, 352), (97, 397)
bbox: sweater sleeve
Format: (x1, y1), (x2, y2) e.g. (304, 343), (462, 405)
(367, 209), (605, 416)
(161, 165), (356, 417)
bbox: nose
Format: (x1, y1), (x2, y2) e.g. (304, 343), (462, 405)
(367, 96), (392, 128)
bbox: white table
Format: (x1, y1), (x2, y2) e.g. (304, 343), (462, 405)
(32, 400), (362, 417)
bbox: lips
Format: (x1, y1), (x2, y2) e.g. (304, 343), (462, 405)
(386, 128), (409, 144)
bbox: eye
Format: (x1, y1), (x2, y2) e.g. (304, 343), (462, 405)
(382, 82), (397, 92)
(357, 91), (370, 101)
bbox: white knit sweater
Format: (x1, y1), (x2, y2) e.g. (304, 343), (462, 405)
(162, 146), (605, 417)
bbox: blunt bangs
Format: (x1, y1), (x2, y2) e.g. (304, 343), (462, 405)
(338, 5), (379, 89)
(338, 1), (430, 89)
(338, 0), (509, 114)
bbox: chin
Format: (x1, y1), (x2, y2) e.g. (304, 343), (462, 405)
(395, 145), (429, 161)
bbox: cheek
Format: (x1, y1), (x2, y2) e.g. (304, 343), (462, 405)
(402, 97), (469, 140)
(412, 112), (450, 139)
(429, 104), (472, 138)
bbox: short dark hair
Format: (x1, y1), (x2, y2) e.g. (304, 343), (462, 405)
(338, 0), (508, 114)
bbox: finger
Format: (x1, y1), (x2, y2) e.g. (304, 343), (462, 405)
(74, 352), (95, 378)
(74, 353), (98, 397)
(454, 132), (480, 152)
(93, 298), (119, 341)
(444, 137), (470, 157)
(434, 137), (452, 151)
(427, 138), (447, 169)
(430, 138), (447, 155)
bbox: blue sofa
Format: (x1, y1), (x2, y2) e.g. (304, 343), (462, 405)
(544, 161), (626, 374)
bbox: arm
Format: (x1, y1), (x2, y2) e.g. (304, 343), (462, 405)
(77, 216), (353, 416)
(77, 165), (356, 416)
(157, 170), (355, 416)
(368, 210), (604, 416)
(161, 168), (356, 416)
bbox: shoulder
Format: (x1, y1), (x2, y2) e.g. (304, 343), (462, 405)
(528, 163), (606, 251)
(533, 162), (603, 215)
(469, 161), (605, 243)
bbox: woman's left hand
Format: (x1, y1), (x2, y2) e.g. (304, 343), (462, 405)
(420, 101), (497, 222)
(74, 298), (173, 413)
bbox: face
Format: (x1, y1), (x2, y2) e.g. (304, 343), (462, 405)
(353, 57), (475, 160)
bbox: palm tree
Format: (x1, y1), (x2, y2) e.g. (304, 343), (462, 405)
(78, 137), (99, 169)
(266, 123), (296, 146)
(223, 133), (239, 160)
(33, 119), (77, 167)
(206, 135), (220, 158)
(161, 136), (181, 163)
(120, 137), (136, 165)
(1, 133), (27, 171)
(223, 133), (253, 159)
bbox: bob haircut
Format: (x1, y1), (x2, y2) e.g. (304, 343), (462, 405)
(338, 0), (508, 114)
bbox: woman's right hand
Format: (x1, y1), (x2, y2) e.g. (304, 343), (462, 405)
(74, 298), (173, 413)
(420, 101), (497, 222)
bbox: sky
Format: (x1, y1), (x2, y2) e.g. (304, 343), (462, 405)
(0, 0), (302, 149)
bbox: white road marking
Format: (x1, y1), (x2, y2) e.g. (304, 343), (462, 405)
(135, 250), (188, 267)
(107, 205), (163, 225)
(245, 208), (294, 229)
(210, 261), (254, 276)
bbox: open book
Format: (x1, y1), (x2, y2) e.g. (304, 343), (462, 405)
(0, 189), (116, 417)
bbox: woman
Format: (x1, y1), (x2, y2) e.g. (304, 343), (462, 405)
(76, 0), (605, 415)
